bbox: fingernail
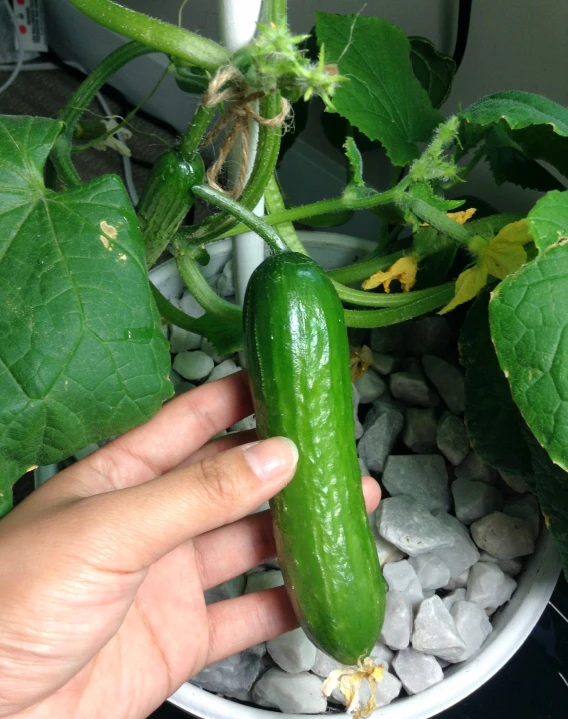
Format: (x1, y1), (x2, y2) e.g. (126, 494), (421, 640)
(243, 437), (299, 482)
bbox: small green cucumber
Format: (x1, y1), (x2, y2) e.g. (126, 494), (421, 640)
(243, 251), (386, 665)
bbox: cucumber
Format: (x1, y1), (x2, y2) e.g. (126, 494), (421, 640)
(137, 148), (204, 267)
(243, 252), (386, 664)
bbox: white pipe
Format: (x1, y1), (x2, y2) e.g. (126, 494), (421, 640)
(218, 0), (265, 310)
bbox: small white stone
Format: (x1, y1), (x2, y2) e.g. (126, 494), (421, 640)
(471, 512), (535, 559)
(478, 551), (523, 577)
(169, 323), (202, 353)
(359, 456), (369, 476)
(354, 417), (364, 440)
(402, 408), (438, 453)
(499, 471), (530, 494)
(173, 350), (214, 381)
(436, 413), (470, 466)
(441, 588), (467, 612)
(370, 641), (395, 666)
(370, 325), (405, 354)
(331, 665), (401, 708)
(445, 568), (470, 590)
(422, 355), (465, 414)
(466, 562), (517, 610)
(252, 669), (327, 714)
(383, 561), (424, 606)
(430, 510), (481, 579)
(231, 414), (257, 433)
(250, 500), (270, 515)
(376, 496), (455, 556)
(193, 644), (265, 693)
(372, 353), (398, 376)
(311, 648), (352, 678)
(373, 530), (405, 566)
(207, 359), (240, 382)
(409, 555), (451, 591)
(392, 648), (444, 695)
(411, 596), (465, 662)
(456, 451), (498, 485)
(355, 368), (386, 404)
(358, 404), (404, 473)
(452, 479), (503, 525)
(403, 316), (451, 357)
(216, 260), (235, 297)
(390, 372), (432, 407)
(379, 591), (414, 650)
(200, 337), (228, 364)
(382, 455), (450, 512)
(245, 570), (284, 594)
(205, 575), (246, 605)
(451, 600), (493, 661)
(179, 290), (206, 318)
(267, 628), (316, 674)
(504, 494), (540, 539)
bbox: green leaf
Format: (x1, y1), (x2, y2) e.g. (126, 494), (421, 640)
(191, 314), (243, 355)
(0, 116), (172, 513)
(466, 212), (525, 237)
(490, 241), (568, 472)
(459, 291), (533, 475)
(527, 190), (568, 252)
(462, 91), (568, 135)
(409, 36), (456, 109)
(513, 125), (568, 181)
(523, 429), (568, 579)
(315, 12), (442, 166)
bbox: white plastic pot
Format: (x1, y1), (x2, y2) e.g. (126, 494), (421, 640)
(151, 232), (561, 719)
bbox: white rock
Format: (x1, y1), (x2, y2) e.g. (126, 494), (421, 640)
(372, 353), (398, 376)
(376, 496), (455, 556)
(442, 588), (467, 612)
(231, 414), (257, 433)
(499, 471), (530, 494)
(409, 555), (451, 591)
(404, 316), (451, 357)
(422, 355), (465, 414)
(193, 644), (265, 693)
(392, 648), (444, 695)
(245, 570), (284, 594)
(207, 359), (240, 382)
(470, 512), (535, 559)
(382, 455), (450, 512)
(390, 372), (432, 407)
(169, 323), (202, 353)
(355, 368), (386, 404)
(252, 669), (327, 714)
(466, 562), (517, 610)
(267, 628), (316, 674)
(204, 575), (245, 605)
(451, 600), (493, 661)
(445, 568), (470, 590)
(374, 530), (405, 566)
(478, 551), (523, 577)
(311, 648), (352, 678)
(200, 337), (228, 364)
(331, 665), (401, 709)
(383, 561), (424, 606)
(173, 350), (214, 381)
(402, 408), (438, 453)
(179, 290), (206, 318)
(357, 404), (404, 473)
(216, 260), (235, 297)
(370, 325), (405, 354)
(250, 500), (270, 515)
(379, 591), (414, 650)
(359, 456), (369, 476)
(370, 641), (395, 666)
(452, 479), (503, 525)
(412, 596), (465, 662)
(504, 494), (540, 539)
(455, 451), (498, 485)
(354, 417), (364, 440)
(430, 510), (481, 578)
(436, 413), (470, 466)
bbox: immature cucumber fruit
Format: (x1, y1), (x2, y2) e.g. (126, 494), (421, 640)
(243, 251), (385, 664)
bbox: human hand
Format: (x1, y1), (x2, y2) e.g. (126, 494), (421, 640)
(0, 371), (381, 719)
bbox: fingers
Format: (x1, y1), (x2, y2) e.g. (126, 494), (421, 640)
(79, 437), (298, 572)
(362, 475), (381, 515)
(177, 428), (257, 468)
(204, 586), (297, 666)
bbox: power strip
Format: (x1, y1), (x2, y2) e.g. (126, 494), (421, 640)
(10, 0), (47, 53)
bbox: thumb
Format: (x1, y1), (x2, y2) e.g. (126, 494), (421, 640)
(76, 437), (298, 572)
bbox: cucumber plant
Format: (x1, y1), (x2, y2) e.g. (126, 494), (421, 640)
(1, 0), (568, 649)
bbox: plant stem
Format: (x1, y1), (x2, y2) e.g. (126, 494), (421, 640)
(326, 250), (404, 285)
(51, 41), (155, 186)
(403, 195), (471, 244)
(337, 282), (455, 308)
(179, 103), (216, 161)
(69, 0), (228, 71)
(344, 283), (455, 328)
(150, 284), (204, 331)
(264, 174), (308, 254)
(189, 184), (289, 253)
(262, 0), (287, 23)
(176, 254), (242, 322)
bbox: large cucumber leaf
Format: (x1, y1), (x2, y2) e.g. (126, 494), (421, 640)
(526, 190), (568, 252)
(409, 36), (455, 109)
(0, 116), (172, 514)
(315, 12), (442, 166)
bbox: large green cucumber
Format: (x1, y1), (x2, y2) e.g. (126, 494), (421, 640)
(243, 251), (385, 665)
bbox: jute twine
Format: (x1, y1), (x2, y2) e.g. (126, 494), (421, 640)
(202, 66), (291, 197)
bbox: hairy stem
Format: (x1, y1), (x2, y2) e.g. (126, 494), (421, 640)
(179, 103), (216, 162)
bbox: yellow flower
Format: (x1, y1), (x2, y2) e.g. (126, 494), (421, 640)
(439, 264), (488, 315)
(362, 256), (418, 293)
(420, 207), (476, 227)
(350, 345), (373, 382)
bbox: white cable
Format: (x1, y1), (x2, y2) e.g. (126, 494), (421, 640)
(0, 0), (25, 96)
(0, 61), (59, 71)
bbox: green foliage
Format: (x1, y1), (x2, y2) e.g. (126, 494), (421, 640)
(526, 190), (568, 251)
(0, 116), (172, 514)
(409, 36), (456, 109)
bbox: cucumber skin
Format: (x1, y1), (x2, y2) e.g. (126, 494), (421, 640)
(243, 252), (386, 665)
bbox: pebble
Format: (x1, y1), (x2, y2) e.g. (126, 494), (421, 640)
(354, 417), (364, 440)
(204, 575), (245, 605)
(331, 666), (402, 709)
(409, 555), (451, 591)
(252, 669), (327, 714)
(245, 570), (284, 594)
(422, 355), (465, 414)
(382, 455), (450, 512)
(376, 496), (455, 556)
(383, 561), (424, 607)
(437, 413), (470, 466)
(231, 414), (257, 433)
(370, 325), (405, 354)
(504, 494), (540, 539)
(478, 551), (523, 577)
(441, 588), (467, 612)
(402, 408), (438, 453)
(267, 628), (316, 674)
(403, 316), (451, 357)
(455, 451), (497, 485)
(216, 260), (235, 297)
(411, 596), (466, 663)
(311, 649), (352, 678)
(374, 530), (406, 566)
(372, 352), (398, 376)
(500, 472), (530, 494)
(370, 641), (395, 666)
(355, 368), (386, 404)
(451, 600), (493, 661)
(392, 648), (444, 695)
(169, 324), (202, 353)
(379, 591), (414, 650)
(173, 350), (214, 381)
(207, 359), (240, 382)
(470, 512), (535, 559)
(357, 404), (404, 473)
(466, 562), (517, 610)
(452, 479), (503, 525)
(445, 568), (470, 590)
(179, 290), (206, 318)
(193, 644), (265, 693)
(390, 371), (432, 407)
(359, 456), (370, 476)
(430, 510), (480, 578)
